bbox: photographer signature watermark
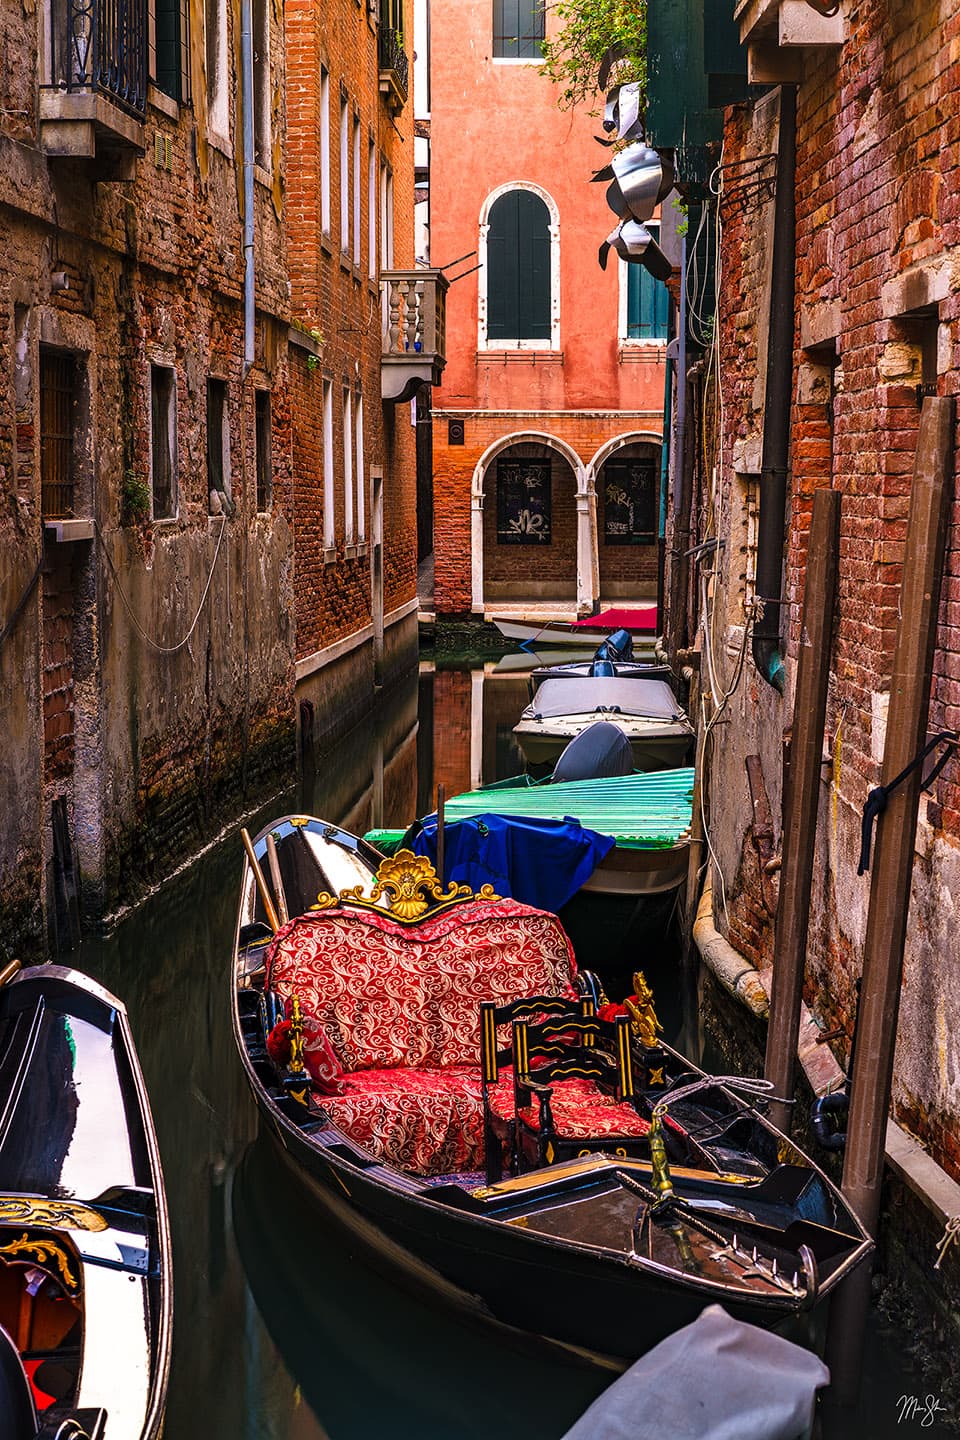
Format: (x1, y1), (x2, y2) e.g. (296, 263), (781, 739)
(897, 1394), (948, 1427)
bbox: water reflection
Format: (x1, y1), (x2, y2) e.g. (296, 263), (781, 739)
(72, 656), (945, 1439)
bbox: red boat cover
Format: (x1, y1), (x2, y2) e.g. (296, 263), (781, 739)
(570, 606), (658, 630)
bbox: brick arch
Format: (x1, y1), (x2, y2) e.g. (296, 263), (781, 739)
(588, 433), (663, 602)
(470, 433), (597, 614)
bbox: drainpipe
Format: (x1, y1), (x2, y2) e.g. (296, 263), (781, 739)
(657, 316), (673, 618)
(241, 0), (256, 372)
(666, 232), (688, 656)
(752, 84), (797, 694)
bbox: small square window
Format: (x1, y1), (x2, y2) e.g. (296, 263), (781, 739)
(493, 0), (543, 59)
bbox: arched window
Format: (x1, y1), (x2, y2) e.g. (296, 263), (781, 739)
(485, 189), (552, 343)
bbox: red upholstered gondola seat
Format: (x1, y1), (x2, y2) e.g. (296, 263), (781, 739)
(266, 892), (577, 1175)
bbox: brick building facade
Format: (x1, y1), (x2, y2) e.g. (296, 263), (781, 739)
(285, 0), (425, 750)
(427, 0), (669, 619)
(695, 2), (960, 1181)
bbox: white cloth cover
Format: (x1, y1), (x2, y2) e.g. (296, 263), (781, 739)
(560, 1305), (830, 1440)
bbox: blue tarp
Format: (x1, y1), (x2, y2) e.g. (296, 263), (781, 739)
(408, 812), (616, 913)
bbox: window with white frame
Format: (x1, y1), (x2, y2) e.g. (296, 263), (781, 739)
(343, 386), (354, 544)
(368, 135), (377, 278)
(150, 364), (177, 520)
(205, 0), (229, 137)
(619, 228), (670, 342)
(340, 94), (350, 253)
(355, 392), (365, 541)
(320, 66), (331, 234)
(322, 377), (335, 550)
(493, 0), (543, 58)
(380, 159), (395, 268)
(479, 183), (559, 350)
(353, 113), (361, 266)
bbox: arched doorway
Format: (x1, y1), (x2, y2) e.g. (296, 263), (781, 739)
(589, 435), (662, 602)
(470, 432), (592, 613)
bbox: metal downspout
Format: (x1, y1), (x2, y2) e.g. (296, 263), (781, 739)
(241, 0), (256, 372)
(752, 84), (797, 694)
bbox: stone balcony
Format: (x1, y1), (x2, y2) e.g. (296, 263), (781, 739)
(734, 0), (845, 82)
(380, 269), (449, 404)
(378, 26), (409, 114)
(40, 0), (147, 165)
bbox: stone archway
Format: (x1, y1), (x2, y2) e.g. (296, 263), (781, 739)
(587, 433), (662, 602)
(470, 432), (595, 613)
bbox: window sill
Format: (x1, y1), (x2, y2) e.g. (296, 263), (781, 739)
(254, 163), (273, 188)
(340, 252), (353, 275)
(147, 85), (179, 120)
(323, 546), (338, 565)
(618, 342), (668, 360)
(491, 56), (543, 64)
(320, 232), (334, 256)
(345, 542), (358, 559)
(355, 540), (368, 557)
(208, 129), (233, 160)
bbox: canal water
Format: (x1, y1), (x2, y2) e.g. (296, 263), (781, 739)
(78, 653), (952, 1439)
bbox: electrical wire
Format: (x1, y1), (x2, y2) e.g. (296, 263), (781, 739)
(95, 514), (227, 655)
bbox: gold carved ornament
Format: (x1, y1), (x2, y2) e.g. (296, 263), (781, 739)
(624, 970), (663, 1050)
(0, 1233), (79, 1291)
(309, 850), (499, 922)
(0, 1197), (106, 1233)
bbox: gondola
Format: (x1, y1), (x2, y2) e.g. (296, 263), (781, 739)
(0, 964), (172, 1440)
(232, 816), (872, 1365)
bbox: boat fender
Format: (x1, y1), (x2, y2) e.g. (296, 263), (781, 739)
(810, 1088), (848, 1152)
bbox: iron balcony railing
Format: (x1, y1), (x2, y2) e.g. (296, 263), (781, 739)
(378, 26), (409, 105)
(46, 0), (148, 121)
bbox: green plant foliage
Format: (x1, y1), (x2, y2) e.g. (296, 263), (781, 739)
(539, 0), (646, 113)
(121, 468), (150, 526)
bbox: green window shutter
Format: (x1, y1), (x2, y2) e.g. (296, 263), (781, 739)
(487, 190), (551, 342)
(626, 237), (669, 340)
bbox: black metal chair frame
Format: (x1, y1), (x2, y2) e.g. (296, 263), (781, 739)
(479, 993), (595, 1184)
(512, 1010), (652, 1173)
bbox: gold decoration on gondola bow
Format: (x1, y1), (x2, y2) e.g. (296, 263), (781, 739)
(0, 1197), (106, 1233)
(0, 1232), (78, 1291)
(310, 851), (500, 922)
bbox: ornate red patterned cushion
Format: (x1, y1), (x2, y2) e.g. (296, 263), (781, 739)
(267, 898), (577, 1073)
(518, 1081), (652, 1140)
(321, 1066), (512, 1176)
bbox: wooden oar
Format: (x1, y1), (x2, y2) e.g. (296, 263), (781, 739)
(0, 959), (21, 988)
(265, 832), (289, 926)
(241, 828), (281, 933)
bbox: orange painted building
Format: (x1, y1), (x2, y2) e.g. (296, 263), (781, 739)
(427, 0), (670, 617)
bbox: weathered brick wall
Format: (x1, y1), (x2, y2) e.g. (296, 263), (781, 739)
(0, 0), (297, 932)
(710, 0), (960, 1178)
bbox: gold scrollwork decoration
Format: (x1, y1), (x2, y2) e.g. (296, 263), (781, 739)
(289, 817), (311, 828)
(309, 851), (500, 922)
(288, 995), (306, 1075)
(0, 1197), (106, 1233)
(0, 1233), (78, 1291)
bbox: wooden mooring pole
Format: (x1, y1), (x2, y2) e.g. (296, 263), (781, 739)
(764, 488), (841, 1133)
(825, 397), (954, 1404)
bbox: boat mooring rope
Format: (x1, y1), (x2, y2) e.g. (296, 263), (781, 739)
(934, 1215), (960, 1271)
(651, 1073), (782, 1120)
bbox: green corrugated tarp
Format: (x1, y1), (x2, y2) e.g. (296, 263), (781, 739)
(366, 768), (694, 854)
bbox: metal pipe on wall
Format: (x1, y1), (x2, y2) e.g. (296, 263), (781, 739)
(752, 84), (797, 694)
(241, 0), (256, 372)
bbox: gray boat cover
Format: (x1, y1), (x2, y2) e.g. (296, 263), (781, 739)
(552, 721), (634, 782)
(529, 677), (682, 721)
(559, 1305), (829, 1440)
